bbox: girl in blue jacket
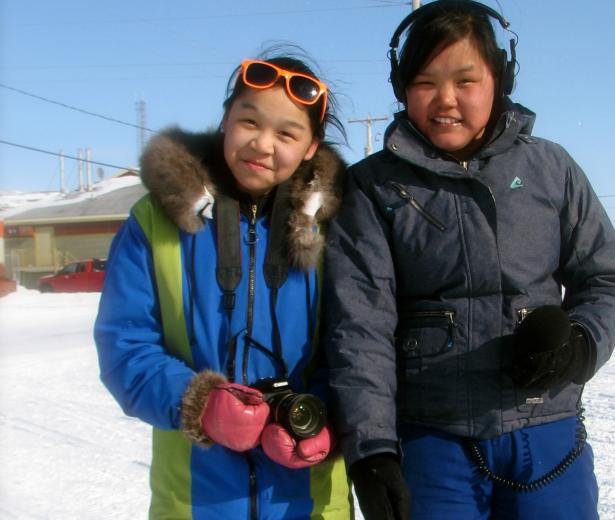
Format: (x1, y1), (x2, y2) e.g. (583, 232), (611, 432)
(95, 51), (351, 519)
(324, 1), (615, 519)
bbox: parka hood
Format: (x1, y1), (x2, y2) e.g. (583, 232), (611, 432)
(139, 127), (346, 269)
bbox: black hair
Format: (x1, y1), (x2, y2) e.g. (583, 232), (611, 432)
(222, 47), (346, 143)
(397, 5), (504, 103)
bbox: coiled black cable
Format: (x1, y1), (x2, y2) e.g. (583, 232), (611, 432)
(465, 408), (587, 492)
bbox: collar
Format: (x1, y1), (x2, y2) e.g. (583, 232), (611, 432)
(384, 100), (536, 175)
(139, 127), (346, 269)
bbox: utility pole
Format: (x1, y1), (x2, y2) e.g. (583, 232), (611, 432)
(348, 114), (388, 157)
(413, 0), (421, 10)
(78, 148), (84, 192)
(135, 99), (147, 155)
(59, 150), (65, 194)
(86, 148), (92, 191)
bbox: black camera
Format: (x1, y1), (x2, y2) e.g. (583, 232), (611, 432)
(251, 378), (326, 439)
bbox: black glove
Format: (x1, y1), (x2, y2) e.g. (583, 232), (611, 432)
(511, 305), (593, 390)
(349, 454), (411, 520)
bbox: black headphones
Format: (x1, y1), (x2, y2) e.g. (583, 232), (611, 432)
(388, 0), (517, 102)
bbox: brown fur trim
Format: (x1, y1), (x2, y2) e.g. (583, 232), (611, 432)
(180, 370), (227, 449)
(287, 212), (324, 271)
(139, 128), (347, 269)
(140, 129), (218, 234)
(288, 143), (346, 269)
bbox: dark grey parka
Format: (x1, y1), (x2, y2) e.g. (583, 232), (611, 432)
(324, 101), (615, 467)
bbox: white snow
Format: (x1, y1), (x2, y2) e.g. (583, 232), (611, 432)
(0, 288), (613, 519)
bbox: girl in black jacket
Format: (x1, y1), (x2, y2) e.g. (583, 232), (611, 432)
(324, 2), (614, 519)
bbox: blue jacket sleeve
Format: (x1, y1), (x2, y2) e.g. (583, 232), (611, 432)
(559, 152), (615, 374)
(323, 166), (400, 468)
(94, 215), (196, 430)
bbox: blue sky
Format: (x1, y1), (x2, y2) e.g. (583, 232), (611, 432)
(1, 1), (614, 213)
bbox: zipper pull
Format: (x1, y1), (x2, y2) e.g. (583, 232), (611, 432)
(250, 203), (257, 225)
(390, 181), (410, 199)
(445, 311), (456, 348)
(246, 203), (258, 244)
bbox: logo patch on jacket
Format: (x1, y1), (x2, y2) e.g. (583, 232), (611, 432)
(510, 177), (524, 190)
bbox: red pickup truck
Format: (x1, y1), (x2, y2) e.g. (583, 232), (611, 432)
(37, 258), (106, 293)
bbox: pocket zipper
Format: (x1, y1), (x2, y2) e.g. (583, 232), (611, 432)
(389, 182), (447, 231)
(516, 307), (535, 323)
(406, 310), (456, 349)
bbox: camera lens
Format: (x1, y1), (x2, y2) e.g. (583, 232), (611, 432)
(276, 393), (326, 439)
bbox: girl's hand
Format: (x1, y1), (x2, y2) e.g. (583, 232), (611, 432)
(181, 371), (270, 451)
(261, 422), (333, 468)
(201, 383), (270, 451)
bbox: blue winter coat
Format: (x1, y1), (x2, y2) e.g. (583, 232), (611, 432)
(94, 129), (351, 519)
(324, 103), (615, 468)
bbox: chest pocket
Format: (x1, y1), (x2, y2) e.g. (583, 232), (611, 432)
(396, 310), (456, 358)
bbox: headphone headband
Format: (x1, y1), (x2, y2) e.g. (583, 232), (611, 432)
(389, 0), (516, 100)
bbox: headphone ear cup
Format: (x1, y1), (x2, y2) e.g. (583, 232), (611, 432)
(389, 49), (404, 102)
(503, 59), (515, 95)
(504, 63), (514, 95)
(498, 49), (514, 96)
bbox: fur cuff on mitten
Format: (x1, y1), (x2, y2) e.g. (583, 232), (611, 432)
(180, 370), (227, 449)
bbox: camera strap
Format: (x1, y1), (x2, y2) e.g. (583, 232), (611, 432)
(263, 180), (292, 377)
(216, 181), (292, 382)
(215, 192), (242, 381)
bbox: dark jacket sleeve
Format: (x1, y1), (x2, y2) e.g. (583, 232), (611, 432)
(323, 163), (400, 467)
(559, 151), (615, 374)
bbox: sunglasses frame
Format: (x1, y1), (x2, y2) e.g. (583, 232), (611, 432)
(241, 59), (328, 122)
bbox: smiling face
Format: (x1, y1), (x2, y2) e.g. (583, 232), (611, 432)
(405, 36), (496, 160)
(222, 85), (319, 198)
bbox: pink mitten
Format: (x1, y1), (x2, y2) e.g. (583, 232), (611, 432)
(261, 422), (333, 469)
(202, 383), (270, 451)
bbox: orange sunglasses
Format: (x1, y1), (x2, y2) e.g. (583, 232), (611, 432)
(241, 59), (328, 121)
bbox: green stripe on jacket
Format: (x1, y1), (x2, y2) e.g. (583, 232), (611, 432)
(133, 195), (194, 520)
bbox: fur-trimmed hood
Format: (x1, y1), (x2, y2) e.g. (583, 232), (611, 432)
(139, 127), (346, 270)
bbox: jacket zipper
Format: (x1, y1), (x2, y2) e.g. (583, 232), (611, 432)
(247, 452), (257, 520)
(406, 310), (456, 349)
(389, 181), (447, 231)
(246, 206), (258, 520)
(246, 203), (258, 335)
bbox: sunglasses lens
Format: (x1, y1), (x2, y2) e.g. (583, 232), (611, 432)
(288, 76), (320, 102)
(245, 62), (278, 86)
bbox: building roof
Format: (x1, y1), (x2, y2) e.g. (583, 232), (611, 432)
(4, 176), (147, 225)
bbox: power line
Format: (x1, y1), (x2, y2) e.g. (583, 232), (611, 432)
(0, 82), (156, 133)
(15, 4), (411, 26)
(0, 140), (135, 171)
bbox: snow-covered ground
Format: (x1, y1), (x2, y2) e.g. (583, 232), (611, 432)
(0, 288), (613, 519)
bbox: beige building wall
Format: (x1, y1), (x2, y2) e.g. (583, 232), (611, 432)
(5, 228), (119, 289)
(5, 236), (35, 271)
(55, 234), (115, 264)
(34, 226), (55, 268)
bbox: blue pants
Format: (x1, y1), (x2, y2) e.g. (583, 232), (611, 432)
(400, 417), (598, 519)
